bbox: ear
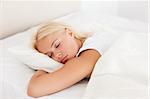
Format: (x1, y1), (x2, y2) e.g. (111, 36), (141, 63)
(65, 28), (74, 37)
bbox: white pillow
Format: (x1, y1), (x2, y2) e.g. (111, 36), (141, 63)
(7, 26), (63, 72)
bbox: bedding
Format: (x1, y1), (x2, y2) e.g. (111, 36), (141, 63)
(82, 33), (148, 99)
(0, 11), (148, 99)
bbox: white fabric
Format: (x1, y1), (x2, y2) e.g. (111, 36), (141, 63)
(82, 32), (148, 99)
(77, 30), (120, 56)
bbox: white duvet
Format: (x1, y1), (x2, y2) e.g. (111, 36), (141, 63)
(0, 12), (149, 99)
(83, 32), (149, 99)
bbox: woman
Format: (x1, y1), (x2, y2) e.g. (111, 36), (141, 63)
(27, 21), (115, 97)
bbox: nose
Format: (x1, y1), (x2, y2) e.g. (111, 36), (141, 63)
(56, 52), (63, 58)
(53, 51), (64, 61)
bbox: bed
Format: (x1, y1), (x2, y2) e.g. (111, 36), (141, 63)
(0, 7), (148, 99)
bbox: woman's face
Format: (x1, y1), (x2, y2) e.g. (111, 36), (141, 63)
(35, 28), (82, 64)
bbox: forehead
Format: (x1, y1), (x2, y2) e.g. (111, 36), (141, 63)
(35, 31), (65, 53)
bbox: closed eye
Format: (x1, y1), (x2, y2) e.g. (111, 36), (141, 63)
(55, 43), (60, 48)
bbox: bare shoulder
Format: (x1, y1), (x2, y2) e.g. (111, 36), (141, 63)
(65, 49), (101, 68)
(75, 49), (101, 77)
(78, 49), (101, 64)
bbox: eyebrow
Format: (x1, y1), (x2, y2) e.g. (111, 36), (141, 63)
(44, 39), (57, 54)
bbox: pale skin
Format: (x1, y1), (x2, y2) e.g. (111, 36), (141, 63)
(27, 28), (101, 97)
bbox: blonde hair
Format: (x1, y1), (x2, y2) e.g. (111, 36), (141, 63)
(34, 21), (91, 50)
(36, 21), (89, 41)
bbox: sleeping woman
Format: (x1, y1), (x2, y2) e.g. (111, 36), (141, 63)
(27, 21), (116, 97)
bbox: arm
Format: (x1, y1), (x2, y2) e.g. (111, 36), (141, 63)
(27, 49), (101, 97)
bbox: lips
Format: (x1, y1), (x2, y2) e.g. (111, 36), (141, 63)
(61, 55), (68, 63)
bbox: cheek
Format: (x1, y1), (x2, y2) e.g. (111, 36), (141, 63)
(59, 40), (78, 55)
(59, 44), (68, 53)
(63, 40), (79, 54)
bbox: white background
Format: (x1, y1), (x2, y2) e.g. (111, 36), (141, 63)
(81, 0), (148, 22)
(0, 0), (148, 39)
